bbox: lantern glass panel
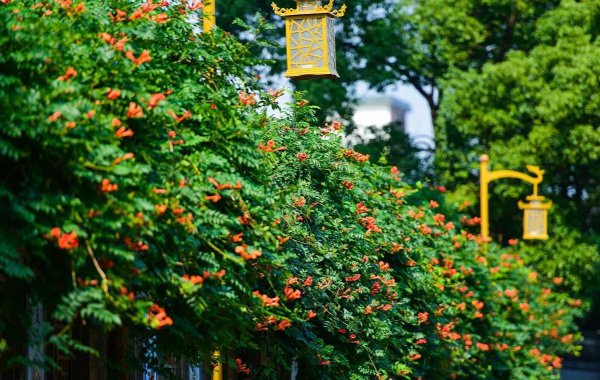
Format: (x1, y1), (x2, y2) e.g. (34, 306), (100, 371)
(525, 208), (546, 238)
(326, 18), (336, 73)
(288, 18), (326, 70)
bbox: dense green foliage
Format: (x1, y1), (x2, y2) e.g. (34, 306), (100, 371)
(0, 0), (288, 370)
(0, 1), (587, 379)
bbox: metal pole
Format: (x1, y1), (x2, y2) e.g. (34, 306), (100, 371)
(480, 154), (490, 240)
(203, 0), (216, 33)
(212, 351), (222, 380)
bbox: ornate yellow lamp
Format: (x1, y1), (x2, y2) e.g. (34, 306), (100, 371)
(480, 155), (552, 242)
(272, 0), (346, 79)
(519, 196), (552, 240)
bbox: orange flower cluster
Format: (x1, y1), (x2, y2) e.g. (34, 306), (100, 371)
(258, 139), (286, 153)
(292, 196), (306, 208)
(235, 358), (250, 375)
(408, 209), (424, 219)
(205, 194), (221, 203)
(106, 88), (121, 100)
(147, 304), (173, 330)
(48, 112), (62, 122)
(57, 0), (84, 13)
(115, 126), (134, 138)
(182, 274), (204, 285)
(476, 342), (490, 351)
(343, 149), (370, 163)
(239, 91), (257, 106)
(167, 109), (191, 123)
(255, 315), (291, 331)
(253, 291), (280, 307)
(50, 228), (79, 250)
(127, 102), (144, 118)
(277, 319), (291, 330)
(433, 213), (446, 224)
(150, 13), (168, 23)
(504, 289), (519, 299)
(418, 224), (432, 235)
(120, 286), (135, 301)
(327, 120), (343, 131)
(277, 236), (290, 247)
(355, 202), (369, 215)
(100, 179), (118, 193)
(296, 152), (309, 161)
(283, 285), (301, 300)
(58, 67), (77, 81)
(147, 93), (165, 109)
(235, 245), (261, 260)
(113, 152), (134, 165)
(183, 271), (226, 286)
(123, 237), (149, 252)
(99, 32), (128, 51)
(317, 355), (331, 366)
(303, 276), (313, 287)
(359, 216), (382, 234)
(461, 216), (481, 226)
(125, 49), (152, 65)
(529, 349), (563, 370)
(108, 8), (127, 22)
(436, 322), (461, 340)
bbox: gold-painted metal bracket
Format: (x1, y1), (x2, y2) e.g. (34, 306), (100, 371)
(479, 154), (551, 241)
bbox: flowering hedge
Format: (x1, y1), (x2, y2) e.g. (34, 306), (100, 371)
(0, 1), (585, 379)
(253, 100), (584, 379)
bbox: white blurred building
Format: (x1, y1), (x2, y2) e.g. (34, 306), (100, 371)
(345, 95), (411, 146)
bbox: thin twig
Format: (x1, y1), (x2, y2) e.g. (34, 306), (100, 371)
(85, 241), (109, 294)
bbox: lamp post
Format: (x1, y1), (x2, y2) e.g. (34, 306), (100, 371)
(480, 154), (552, 242)
(203, 0), (215, 33)
(212, 351), (222, 380)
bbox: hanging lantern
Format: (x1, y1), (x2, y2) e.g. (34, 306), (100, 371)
(272, 0), (346, 80)
(518, 196), (552, 240)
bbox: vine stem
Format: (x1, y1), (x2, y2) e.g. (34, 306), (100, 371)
(366, 351), (381, 379)
(83, 162), (112, 172)
(85, 241), (109, 294)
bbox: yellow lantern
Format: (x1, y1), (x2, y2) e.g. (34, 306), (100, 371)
(518, 196), (552, 240)
(272, 0), (346, 79)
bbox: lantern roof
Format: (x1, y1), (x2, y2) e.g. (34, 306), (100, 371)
(518, 195), (552, 210)
(272, 0), (346, 18)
